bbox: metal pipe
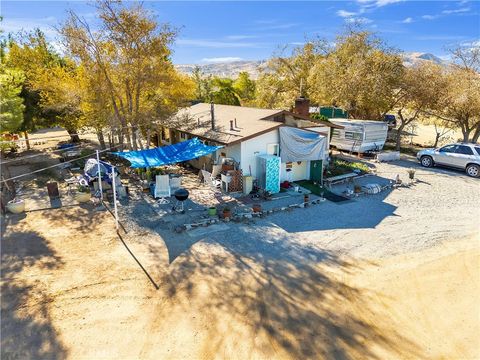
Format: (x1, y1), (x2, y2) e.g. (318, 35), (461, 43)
(112, 166), (119, 231)
(96, 150), (103, 201)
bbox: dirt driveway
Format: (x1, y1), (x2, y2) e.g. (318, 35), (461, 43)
(1, 159), (479, 359)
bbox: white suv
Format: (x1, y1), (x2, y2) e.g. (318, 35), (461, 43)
(416, 143), (480, 178)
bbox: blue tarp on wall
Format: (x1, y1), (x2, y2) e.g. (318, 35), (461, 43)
(113, 138), (223, 168)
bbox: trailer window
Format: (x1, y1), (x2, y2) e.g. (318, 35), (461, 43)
(332, 129), (341, 138)
(345, 131), (362, 140)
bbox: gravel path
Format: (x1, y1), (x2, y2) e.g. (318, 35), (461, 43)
(194, 158), (480, 260)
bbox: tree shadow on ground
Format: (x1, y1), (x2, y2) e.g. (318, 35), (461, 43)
(1, 228), (67, 360)
(147, 224), (422, 359)
(269, 190), (399, 234)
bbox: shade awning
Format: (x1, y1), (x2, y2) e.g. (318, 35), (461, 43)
(113, 138), (223, 168)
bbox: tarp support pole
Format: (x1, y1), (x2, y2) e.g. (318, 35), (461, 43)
(96, 150), (103, 201)
(112, 166), (119, 231)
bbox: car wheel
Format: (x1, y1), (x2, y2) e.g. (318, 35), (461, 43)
(466, 164), (480, 178)
(420, 155), (433, 168)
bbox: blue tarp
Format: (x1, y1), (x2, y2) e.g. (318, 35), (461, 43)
(113, 138), (223, 168)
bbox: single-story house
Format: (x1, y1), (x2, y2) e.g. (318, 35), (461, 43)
(157, 97), (342, 188)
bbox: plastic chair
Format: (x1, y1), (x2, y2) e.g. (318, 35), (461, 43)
(154, 175), (171, 204)
(201, 170), (221, 189)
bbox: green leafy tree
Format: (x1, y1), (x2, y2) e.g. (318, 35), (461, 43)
(61, 0), (194, 150)
(5, 30), (69, 145)
(309, 29), (404, 120)
(233, 72), (256, 105)
(210, 77), (240, 106)
(256, 41), (328, 109)
(0, 68), (25, 133)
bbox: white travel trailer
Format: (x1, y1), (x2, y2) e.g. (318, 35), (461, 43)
(329, 119), (388, 153)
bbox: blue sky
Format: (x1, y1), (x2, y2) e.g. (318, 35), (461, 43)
(2, 0), (479, 64)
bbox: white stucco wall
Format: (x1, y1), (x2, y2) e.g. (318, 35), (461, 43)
(219, 143), (241, 164)
(281, 161), (309, 182)
(240, 130), (280, 179)
(238, 129), (311, 182)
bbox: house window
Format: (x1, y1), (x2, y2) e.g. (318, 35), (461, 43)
(180, 132), (187, 140)
(267, 143), (280, 156)
(345, 131), (362, 140)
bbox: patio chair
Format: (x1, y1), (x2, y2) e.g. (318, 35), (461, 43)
(201, 170), (221, 189)
(169, 176), (181, 191)
(155, 174), (171, 204)
(211, 164), (222, 178)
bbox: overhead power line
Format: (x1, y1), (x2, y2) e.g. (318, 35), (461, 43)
(1, 146), (114, 183)
(0, 144), (85, 165)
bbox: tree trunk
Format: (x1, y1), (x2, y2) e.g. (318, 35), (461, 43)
(23, 131), (31, 150)
(96, 129), (106, 150)
(131, 126), (138, 151)
(146, 129), (151, 149)
(66, 128), (80, 143)
(395, 124), (404, 151)
(462, 128), (471, 143)
(471, 125), (480, 143)
(117, 130), (124, 151)
(137, 130), (144, 151)
(108, 132), (113, 149)
(433, 132), (440, 148)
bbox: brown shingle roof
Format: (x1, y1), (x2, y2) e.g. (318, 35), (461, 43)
(169, 103), (342, 144)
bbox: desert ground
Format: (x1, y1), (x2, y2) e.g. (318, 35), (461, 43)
(1, 141), (479, 359)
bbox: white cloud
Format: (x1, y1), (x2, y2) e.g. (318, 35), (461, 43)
(1, 16), (59, 38)
(345, 17), (373, 24)
(402, 17), (413, 23)
(257, 23), (298, 30)
(442, 7), (470, 15)
(415, 35), (466, 41)
(460, 39), (480, 47)
(421, 14), (439, 20)
(177, 39), (261, 48)
(225, 35), (258, 40)
(356, 0), (403, 8)
(202, 57), (243, 63)
(337, 10), (357, 17)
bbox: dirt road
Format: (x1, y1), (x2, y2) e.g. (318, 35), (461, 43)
(2, 199), (479, 359)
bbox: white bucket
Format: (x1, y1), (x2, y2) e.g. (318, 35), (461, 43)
(7, 199), (25, 214)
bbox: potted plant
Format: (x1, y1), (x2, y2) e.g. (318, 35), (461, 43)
(222, 206), (232, 219)
(354, 184), (362, 193)
(252, 203), (262, 213)
(7, 198), (25, 214)
(75, 185), (91, 203)
(208, 206), (217, 216)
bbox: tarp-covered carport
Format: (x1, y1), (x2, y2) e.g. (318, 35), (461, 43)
(279, 127), (326, 162)
(279, 126), (327, 184)
(113, 137), (223, 168)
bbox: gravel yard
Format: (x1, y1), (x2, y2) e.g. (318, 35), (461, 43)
(1, 157), (479, 359)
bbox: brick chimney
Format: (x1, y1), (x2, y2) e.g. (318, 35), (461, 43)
(293, 96), (310, 117)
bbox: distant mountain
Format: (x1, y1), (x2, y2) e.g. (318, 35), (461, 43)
(175, 52), (447, 79)
(402, 52), (447, 67)
(175, 60), (266, 79)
